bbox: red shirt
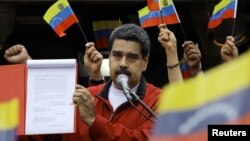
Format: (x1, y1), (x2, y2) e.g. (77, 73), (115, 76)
(63, 77), (161, 141)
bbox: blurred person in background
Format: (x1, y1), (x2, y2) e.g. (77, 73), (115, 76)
(0, 4), (31, 65)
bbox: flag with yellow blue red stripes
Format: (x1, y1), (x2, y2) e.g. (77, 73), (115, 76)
(43, 0), (78, 37)
(0, 98), (19, 141)
(150, 50), (250, 141)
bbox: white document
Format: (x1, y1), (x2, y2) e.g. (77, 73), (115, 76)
(25, 59), (76, 135)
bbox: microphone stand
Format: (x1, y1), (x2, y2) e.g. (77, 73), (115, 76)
(129, 91), (158, 119)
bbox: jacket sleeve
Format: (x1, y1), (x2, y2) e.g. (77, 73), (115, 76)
(18, 135), (61, 141)
(88, 115), (154, 141)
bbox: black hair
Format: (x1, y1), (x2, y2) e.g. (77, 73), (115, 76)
(108, 23), (150, 58)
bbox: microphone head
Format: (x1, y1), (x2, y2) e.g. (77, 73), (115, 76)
(116, 74), (132, 101)
(116, 74), (128, 84)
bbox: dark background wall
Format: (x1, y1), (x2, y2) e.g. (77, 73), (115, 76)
(2, 0), (250, 88)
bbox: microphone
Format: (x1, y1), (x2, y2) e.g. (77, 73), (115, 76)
(117, 74), (158, 120)
(116, 74), (133, 101)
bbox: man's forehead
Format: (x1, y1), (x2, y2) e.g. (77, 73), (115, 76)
(113, 39), (141, 49)
(112, 46), (141, 54)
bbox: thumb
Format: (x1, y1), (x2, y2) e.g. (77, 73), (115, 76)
(158, 24), (167, 30)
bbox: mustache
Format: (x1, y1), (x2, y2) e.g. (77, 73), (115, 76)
(115, 69), (131, 76)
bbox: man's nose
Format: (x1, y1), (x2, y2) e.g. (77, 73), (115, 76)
(119, 56), (128, 68)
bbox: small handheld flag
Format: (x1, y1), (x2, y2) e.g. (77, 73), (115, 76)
(139, 0), (180, 28)
(0, 98), (19, 141)
(43, 0), (78, 37)
(160, 0), (181, 25)
(93, 20), (121, 48)
(208, 0), (238, 29)
(147, 0), (160, 11)
(138, 6), (162, 28)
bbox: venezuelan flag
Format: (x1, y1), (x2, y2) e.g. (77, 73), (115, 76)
(138, 6), (162, 28)
(150, 50), (250, 141)
(93, 20), (121, 49)
(43, 0), (78, 37)
(208, 0), (238, 29)
(180, 63), (191, 79)
(147, 0), (160, 11)
(139, 0), (180, 28)
(0, 98), (19, 141)
(0, 64), (25, 135)
(160, 0), (180, 25)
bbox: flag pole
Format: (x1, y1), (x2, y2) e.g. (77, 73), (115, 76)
(231, 18), (236, 37)
(77, 22), (89, 64)
(179, 23), (187, 41)
(76, 22), (88, 43)
(231, 0), (238, 37)
(158, 1), (164, 24)
(160, 11), (164, 24)
(171, 0), (187, 40)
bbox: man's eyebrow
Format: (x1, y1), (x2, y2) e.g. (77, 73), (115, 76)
(111, 50), (140, 57)
(112, 50), (120, 53)
(127, 52), (139, 56)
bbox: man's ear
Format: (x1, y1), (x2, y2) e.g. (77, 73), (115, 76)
(142, 56), (149, 71)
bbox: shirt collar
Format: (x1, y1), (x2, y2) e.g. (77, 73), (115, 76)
(99, 76), (146, 100)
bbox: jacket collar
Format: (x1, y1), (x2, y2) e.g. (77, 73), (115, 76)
(99, 76), (146, 100)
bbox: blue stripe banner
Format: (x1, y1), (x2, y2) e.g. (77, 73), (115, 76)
(49, 6), (75, 29)
(150, 50), (250, 141)
(210, 1), (235, 20)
